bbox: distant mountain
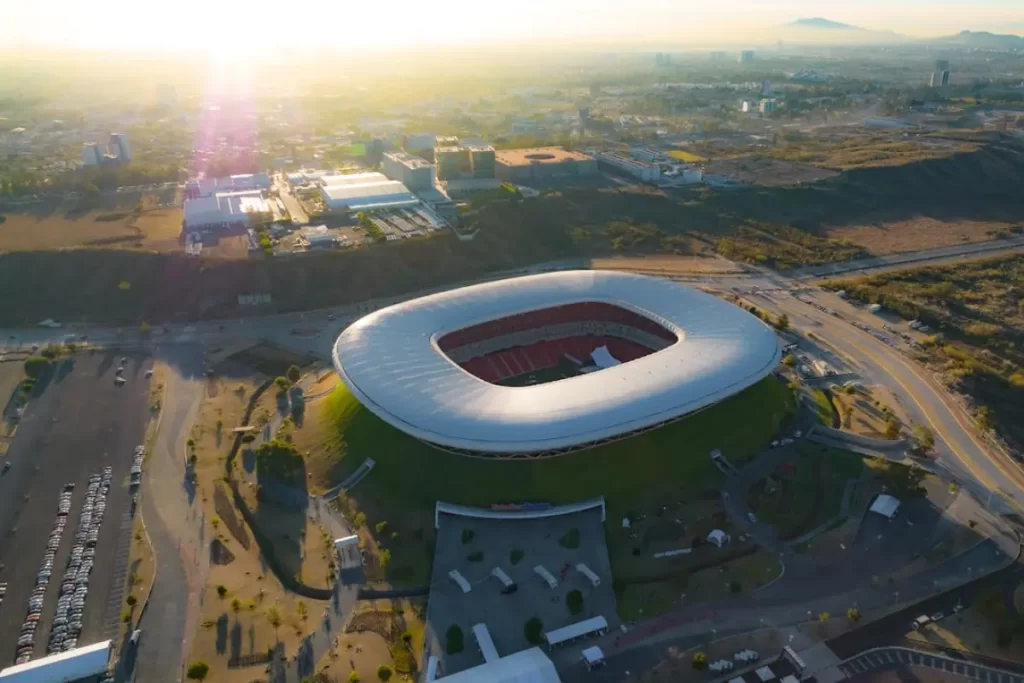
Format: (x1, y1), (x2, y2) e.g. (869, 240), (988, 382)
(788, 18), (863, 31)
(931, 31), (1024, 49)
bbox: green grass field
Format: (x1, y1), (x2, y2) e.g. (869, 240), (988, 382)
(320, 376), (794, 520)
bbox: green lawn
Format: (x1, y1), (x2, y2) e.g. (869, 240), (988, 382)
(321, 377), (794, 518)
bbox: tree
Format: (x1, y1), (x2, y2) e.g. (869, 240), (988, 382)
(297, 600), (308, 620)
(445, 625), (464, 654)
(287, 365), (301, 383)
(354, 512), (367, 528)
(23, 356), (50, 379)
(884, 416), (902, 440)
(774, 313), (790, 331)
(692, 652), (708, 671)
(266, 606), (283, 641)
(186, 661), (210, 681)
(231, 597), (242, 614)
(216, 585), (228, 599)
(348, 672), (361, 683)
(847, 607), (861, 622)
(566, 589), (584, 615)
(912, 424), (935, 452)
(377, 665), (394, 681)
(126, 594), (137, 607)
(379, 549), (392, 568)
(375, 521), (390, 535)
(782, 354), (796, 366)
(524, 617), (544, 645)
(976, 406), (993, 432)
(274, 376), (291, 392)
(843, 405), (854, 429)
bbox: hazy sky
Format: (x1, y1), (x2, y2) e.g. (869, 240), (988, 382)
(2, 0), (1022, 52)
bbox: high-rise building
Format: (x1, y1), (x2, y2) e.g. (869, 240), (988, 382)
(941, 70), (951, 87)
(761, 80), (773, 96)
(467, 145), (496, 179)
(739, 50), (755, 63)
(109, 133), (131, 162)
(930, 60), (951, 88)
(759, 99), (777, 114)
(82, 143), (102, 167)
(382, 151), (436, 191)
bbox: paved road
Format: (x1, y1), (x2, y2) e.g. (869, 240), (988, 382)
(134, 345), (206, 683)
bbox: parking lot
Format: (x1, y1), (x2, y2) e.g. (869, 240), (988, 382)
(0, 351), (152, 664)
(425, 508), (618, 676)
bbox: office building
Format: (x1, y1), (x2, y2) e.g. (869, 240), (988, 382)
(434, 139), (496, 181)
(467, 144), (496, 179)
(403, 133), (436, 155)
(82, 143), (103, 167)
(109, 133), (131, 162)
(759, 98), (777, 114)
(382, 151), (437, 191)
(739, 50), (755, 63)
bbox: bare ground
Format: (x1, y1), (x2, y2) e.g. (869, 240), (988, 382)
(705, 157), (840, 187)
(827, 218), (1019, 255)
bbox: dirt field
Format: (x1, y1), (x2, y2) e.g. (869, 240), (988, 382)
(0, 196), (182, 254)
(827, 218), (1019, 255)
(706, 156), (840, 187)
(910, 605), (1024, 663)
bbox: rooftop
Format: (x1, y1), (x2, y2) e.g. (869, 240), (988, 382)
(384, 151), (433, 168)
(183, 191), (270, 226)
(495, 147), (595, 166)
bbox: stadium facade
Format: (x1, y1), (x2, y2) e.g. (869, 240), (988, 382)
(333, 271), (781, 456)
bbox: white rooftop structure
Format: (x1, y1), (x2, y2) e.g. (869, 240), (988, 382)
(534, 565), (558, 589)
(491, 567), (514, 588)
(708, 529), (730, 547)
(472, 623), (500, 663)
(319, 171), (389, 188)
(870, 494), (901, 520)
(581, 646), (605, 669)
(448, 569), (471, 593)
(0, 641), (110, 682)
(187, 173), (270, 197)
(320, 178), (419, 213)
(183, 191), (270, 231)
(333, 271), (780, 454)
(544, 616), (608, 648)
(575, 563), (600, 587)
(437, 647), (560, 683)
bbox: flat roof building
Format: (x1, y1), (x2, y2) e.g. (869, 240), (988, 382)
(382, 151), (436, 191)
(320, 179), (420, 213)
(495, 147), (597, 184)
(183, 191), (272, 234)
(437, 647), (560, 683)
(0, 641), (110, 683)
(185, 173), (271, 199)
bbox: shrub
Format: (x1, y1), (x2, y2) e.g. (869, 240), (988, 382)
(375, 521), (390, 535)
(379, 549), (392, 568)
(566, 589), (584, 615)
(510, 549), (525, 565)
(121, 610), (131, 623)
(461, 528), (475, 545)
(445, 625), (464, 654)
(348, 672), (361, 683)
(126, 594), (137, 607)
(847, 607), (861, 622)
(23, 356), (50, 379)
(377, 665), (394, 681)
(401, 630), (413, 644)
(186, 661), (210, 681)
(274, 376), (291, 392)
(467, 551), (484, 562)
(216, 585), (227, 598)
(524, 617), (544, 645)
(692, 652), (708, 671)
(558, 528), (581, 549)
(286, 364), (301, 383)
(782, 354), (796, 366)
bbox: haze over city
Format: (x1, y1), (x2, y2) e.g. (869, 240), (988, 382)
(2, 0), (1023, 53)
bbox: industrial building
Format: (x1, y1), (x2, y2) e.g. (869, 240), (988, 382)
(494, 147), (598, 184)
(381, 151), (437, 191)
(182, 190), (272, 236)
(0, 640), (110, 683)
(319, 173), (420, 213)
(593, 150), (661, 182)
(185, 173), (271, 199)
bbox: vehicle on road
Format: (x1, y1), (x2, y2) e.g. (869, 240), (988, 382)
(911, 615), (932, 630)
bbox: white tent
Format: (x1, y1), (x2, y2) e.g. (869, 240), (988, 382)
(590, 345), (621, 369)
(708, 529), (730, 547)
(449, 569), (471, 593)
(575, 563), (600, 587)
(581, 646), (605, 670)
(544, 616), (608, 648)
(870, 494), (901, 520)
(534, 565), (558, 589)
(491, 567), (514, 588)
(473, 623), (500, 663)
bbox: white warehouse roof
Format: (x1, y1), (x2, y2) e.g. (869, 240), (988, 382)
(320, 179), (419, 212)
(870, 494), (901, 519)
(333, 270), (781, 454)
(0, 641), (110, 682)
(183, 191), (269, 228)
(438, 647), (560, 683)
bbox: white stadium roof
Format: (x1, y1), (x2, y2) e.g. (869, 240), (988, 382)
(333, 270), (781, 454)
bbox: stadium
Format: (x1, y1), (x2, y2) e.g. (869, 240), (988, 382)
(332, 271), (782, 457)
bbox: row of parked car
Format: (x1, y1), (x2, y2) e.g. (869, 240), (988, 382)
(46, 468), (114, 656)
(14, 485), (73, 665)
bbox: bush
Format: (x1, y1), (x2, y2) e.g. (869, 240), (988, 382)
(186, 661), (210, 681)
(782, 354), (796, 366)
(216, 585), (228, 598)
(375, 521), (390, 535)
(348, 672), (361, 683)
(274, 376), (291, 392)
(461, 528), (475, 545)
(566, 589), (584, 615)
(510, 549), (525, 565)
(377, 665), (394, 681)
(23, 356), (50, 379)
(847, 607), (861, 622)
(401, 630), (413, 644)
(126, 594), (137, 607)
(692, 652), (708, 671)
(558, 528), (581, 549)
(524, 617), (544, 645)
(445, 625), (464, 654)
(467, 551), (484, 562)
(286, 364), (301, 383)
